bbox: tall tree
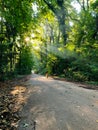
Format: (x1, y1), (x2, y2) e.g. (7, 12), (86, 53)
(0, 0), (33, 80)
(42, 0), (67, 45)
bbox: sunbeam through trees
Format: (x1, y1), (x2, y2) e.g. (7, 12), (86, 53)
(0, 0), (98, 83)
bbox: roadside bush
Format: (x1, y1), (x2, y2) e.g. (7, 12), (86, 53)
(66, 57), (98, 82)
(72, 71), (88, 81)
(47, 54), (58, 75)
(16, 46), (34, 75)
(89, 63), (98, 81)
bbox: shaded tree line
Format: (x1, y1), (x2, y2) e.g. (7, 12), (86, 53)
(0, 0), (98, 83)
(0, 0), (33, 80)
(32, 0), (98, 83)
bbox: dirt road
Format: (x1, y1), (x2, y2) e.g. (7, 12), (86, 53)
(17, 74), (98, 130)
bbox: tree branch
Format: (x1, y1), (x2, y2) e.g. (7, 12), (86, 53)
(68, 15), (81, 24)
(43, 0), (57, 14)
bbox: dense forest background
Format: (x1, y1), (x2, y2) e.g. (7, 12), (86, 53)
(0, 0), (98, 83)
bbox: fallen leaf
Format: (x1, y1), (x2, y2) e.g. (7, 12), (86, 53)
(96, 120), (98, 123)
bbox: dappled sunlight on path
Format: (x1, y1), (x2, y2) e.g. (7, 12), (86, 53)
(17, 74), (98, 130)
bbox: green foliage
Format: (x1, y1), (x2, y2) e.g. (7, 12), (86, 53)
(0, 0), (34, 80)
(64, 56), (98, 82)
(16, 45), (34, 75)
(46, 54), (58, 75)
(0, 0), (98, 84)
(89, 63), (98, 81)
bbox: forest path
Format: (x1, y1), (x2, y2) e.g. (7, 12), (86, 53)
(17, 74), (98, 130)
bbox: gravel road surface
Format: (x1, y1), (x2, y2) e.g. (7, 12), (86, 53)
(18, 74), (98, 130)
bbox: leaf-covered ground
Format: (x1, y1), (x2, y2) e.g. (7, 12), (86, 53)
(0, 75), (31, 130)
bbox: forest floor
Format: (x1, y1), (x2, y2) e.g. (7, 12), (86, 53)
(0, 74), (98, 130)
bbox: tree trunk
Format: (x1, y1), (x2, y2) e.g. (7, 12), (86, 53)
(43, 0), (67, 45)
